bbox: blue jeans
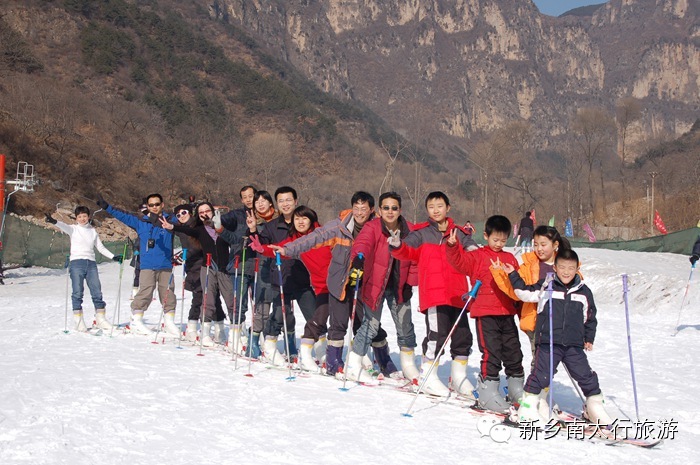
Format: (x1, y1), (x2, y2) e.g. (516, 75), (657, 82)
(69, 259), (106, 311)
(352, 289), (416, 356)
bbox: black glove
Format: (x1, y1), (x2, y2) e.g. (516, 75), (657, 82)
(351, 255), (365, 271)
(402, 283), (413, 302)
(96, 194), (108, 210)
(45, 213), (57, 225)
(112, 254), (124, 263)
(691, 254), (699, 266)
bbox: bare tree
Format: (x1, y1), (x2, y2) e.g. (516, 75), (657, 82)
(378, 138), (410, 196)
(616, 97), (643, 202)
(246, 131), (291, 191)
(571, 107), (615, 219)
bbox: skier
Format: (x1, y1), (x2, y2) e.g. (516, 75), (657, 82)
(390, 192), (478, 397)
(446, 215), (524, 412)
(171, 203), (224, 342)
(161, 202), (234, 346)
(345, 192), (419, 382)
(277, 191), (388, 376)
(220, 185), (257, 349)
(500, 248), (614, 427)
(46, 207), (123, 331)
(247, 205), (332, 371)
(97, 193), (178, 336)
(518, 212), (534, 252)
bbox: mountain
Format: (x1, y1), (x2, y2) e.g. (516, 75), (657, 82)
(216, 0), (698, 150)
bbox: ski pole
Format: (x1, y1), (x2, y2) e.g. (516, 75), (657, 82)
(622, 274), (640, 420)
(562, 364), (586, 406)
(246, 257), (260, 377)
(110, 241), (129, 338)
(546, 272), (555, 419)
(403, 280), (482, 416)
(340, 253), (364, 391)
(152, 271), (175, 344)
(63, 253), (70, 334)
(198, 253), (212, 356)
(233, 238), (248, 365)
(673, 263), (695, 336)
(229, 255), (240, 362)
(275, 252), (295, 381)
(176, 248), (188, 349)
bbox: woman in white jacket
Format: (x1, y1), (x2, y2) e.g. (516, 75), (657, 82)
(46, 206), (122, 331)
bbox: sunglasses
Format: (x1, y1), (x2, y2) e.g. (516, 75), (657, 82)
(381, 206), (400, 211)
(176, 211), (190, 218)
(148, 202), (162, 207)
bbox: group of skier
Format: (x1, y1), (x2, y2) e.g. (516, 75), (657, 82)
(46, 184), (700, 427)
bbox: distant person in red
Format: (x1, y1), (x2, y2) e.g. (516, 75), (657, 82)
(464, 220), (476, 236)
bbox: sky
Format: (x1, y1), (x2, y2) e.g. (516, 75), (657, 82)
(533, 0), (607, 16)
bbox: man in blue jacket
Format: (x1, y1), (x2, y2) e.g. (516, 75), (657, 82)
(97, 193), (178, 335)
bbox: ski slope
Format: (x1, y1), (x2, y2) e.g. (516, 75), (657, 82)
(0, 248), (696, 464)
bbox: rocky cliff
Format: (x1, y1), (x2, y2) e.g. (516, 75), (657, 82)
(215, 0), (698, 150)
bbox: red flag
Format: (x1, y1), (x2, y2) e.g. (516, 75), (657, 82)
(530, 208), (536, 226)
(653, 210), (668, 235)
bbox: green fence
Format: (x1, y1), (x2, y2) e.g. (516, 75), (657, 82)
(570, 227), (700, 255)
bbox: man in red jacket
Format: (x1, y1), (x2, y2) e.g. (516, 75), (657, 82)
(345, 192), (419, 382)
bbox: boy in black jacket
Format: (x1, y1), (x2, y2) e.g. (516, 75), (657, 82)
(501, 249), (614, 427)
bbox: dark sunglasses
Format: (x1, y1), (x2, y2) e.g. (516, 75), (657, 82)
(148, 202), (162, 207)
(176, 211), (190, 218)
(381, 206), (399, 211)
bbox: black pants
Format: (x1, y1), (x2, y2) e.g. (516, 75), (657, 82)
(422, 305), (473, 360)
(525, 344), (601, 397)
(186, 269), (223, 321)
(302, 292), (329, 341)
(327, 290), (387, 343)
(475, 315), (524, 380)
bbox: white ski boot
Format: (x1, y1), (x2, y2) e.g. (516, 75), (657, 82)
(130, 313), (152, 335)
(506, 375), (525, 405)
(418, 358), (450, 397)
(313, 336), (327, 365)
(263, 336), (286, 367)
(345, 351), (377, 383)
(227, 324), (248, 353)
(361, 354), (374, 372)
(163, 312), (181, 337)
(300, 338), (319, 372)
(518, 391), (548, 428)
(449, 356), (476, 400)
(185, 321), (198, 342)
(399, 348), (420, 383)
(213, 321), (226, 345)
(94, 310), (113, 330)
(200, 322), (215, 347)
(73, 311), (88, 332)
(584, 393), (614, 426)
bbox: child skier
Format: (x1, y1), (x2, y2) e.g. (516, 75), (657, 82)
(46, 207), (123, 331)
(501, 248), (614, 427)
(390, 191), (478, 397)
(445, 215), (523, 412)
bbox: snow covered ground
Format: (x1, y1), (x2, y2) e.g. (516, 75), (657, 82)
(0, 248), (696, 464)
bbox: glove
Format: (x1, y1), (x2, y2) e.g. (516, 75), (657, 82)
(112, 255), (124, 263)
(351, 254), (365, 271)
(249, 235), (264, 253)
(96, 194), (108, 209)
(348, 268), (363, 287)
(387, 229), (401, 248)
(213, 209), (222, 230)
(45, 213), (57, 225)
(691, 254), (699, 266)
(402, 284), (413, 302)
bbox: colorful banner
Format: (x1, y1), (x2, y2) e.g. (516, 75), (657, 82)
(582, 223), (596, 243)
(654, 210), (668, 235)
(530, 208), (536, 226)
(565, 218), (574, 238)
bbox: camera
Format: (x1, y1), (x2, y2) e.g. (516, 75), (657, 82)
(147, 238), (155, 250)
